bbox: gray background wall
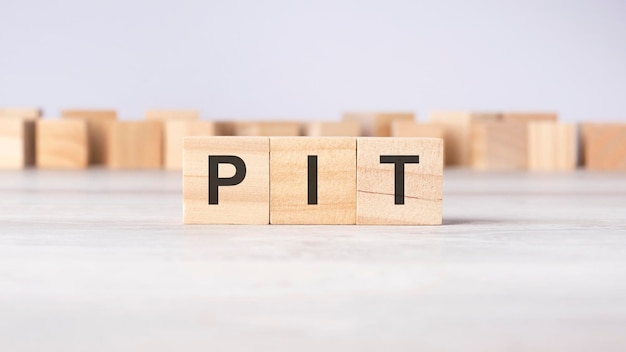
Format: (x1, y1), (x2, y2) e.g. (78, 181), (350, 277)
(1, 0), (625, 121)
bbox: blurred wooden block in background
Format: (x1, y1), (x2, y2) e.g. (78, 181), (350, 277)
(235, 122), (301, 136)
(471, 121), (527, 170)
(391, 121), (444, 139)
(36, 120), (88, 169)
(145, 109), (200, 120)
(583, 124), (626, 171)
(270, 137), (356, 224)
(0, 107), (42, 120)
(305, 121), (360, 136)
(107, 121), (162, 169)
(0, 119), (35, 169)
(214, 121), (237, 136)
(164, 120), (215, 170)
(502, 112), (558, 123)
(430, 111), (500, 166)
(183, 137), (270, 224)
(343, 112), (414, 137)
(527, 122), (577, 171)
(61, 109), (117, 165)
(356, 138), (443, 225)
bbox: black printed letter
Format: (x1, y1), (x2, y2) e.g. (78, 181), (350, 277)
(380, 155), (420, 205)
(308, 155), (318, 205)
(208, 156), (246, 204)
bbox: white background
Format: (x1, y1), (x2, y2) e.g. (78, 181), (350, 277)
(1, 0), (625, 121)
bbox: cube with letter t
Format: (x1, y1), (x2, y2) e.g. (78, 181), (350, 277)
(183, 137), (270, 224)
(356, 138), (443, 225)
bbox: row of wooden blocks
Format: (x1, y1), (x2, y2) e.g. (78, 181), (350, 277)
(183, 137), (443, 225)
(1, 107), (625, 171)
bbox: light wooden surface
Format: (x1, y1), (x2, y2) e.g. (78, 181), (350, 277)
(1, 169), (626, 351)
(107, 121), (162, 169)
(471, 121), (528, 170)
(36, 120), (88, 169)
(164, 120), (215, 170)
(527, 122), (577, 171)
(0, 119), (34, 169)
(343, 112), (415, 137)
(270, 137), (356, 224)
(583, 123), (626, 170)
(62, 109), (117, 165)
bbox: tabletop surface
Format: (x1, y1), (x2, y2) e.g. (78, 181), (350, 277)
(1, 169), (625, 352)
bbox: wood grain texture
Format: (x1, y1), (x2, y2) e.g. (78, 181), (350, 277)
(305, 121), (360, 136)
(235, 122), (301, 136)
(343, 112), (414, 137)
(144, 109), (200, 120)
(0, 119), (35, 169)
(61, 109), (117, 165)
(502, 112), (558, 123)
(429, 111), (500, 166)
(183, 137), (270, 224)
(471, 121), (528, 170)
(0, 107), (41, 120)
(36, 120), (88, 169)
(164, 120), (215, 170)
(107, 121), (162, 169)
(583, 123), (626, 171)
(390, 121), (444, 139)
(356, 138), (443, 225)
(527, 122), (577, 171)
(270, 137), (356, 224)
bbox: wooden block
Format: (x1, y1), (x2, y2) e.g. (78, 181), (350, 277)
(36, 120), (88, 169)
(356, 138), (443, 225)
(343, 112), (414, 136)
(583, 124), (626, 171)
(214, 121), (237, 136)
(502, 112), (558, 123)
(107, 121), (162, 169)
(183, 137), (269, 224)
(0, 107), (41, 120)
(527, 122), (577, 171)
(145, 109), (200, 120)
(305, 121), (360, 136)
(235, 122), (301, 136)
(471, 121), (527, 170)
(61, 109), (117, 164)
(164, 120), (215, 170)
(390, 121), (444, 139)
(429, 111), (500, 166)
(0, 119), (35, 169)
(270, 137), (356, 224)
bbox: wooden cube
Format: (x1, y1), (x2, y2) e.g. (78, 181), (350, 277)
(0, 119), (35, 169)
(164, 120), (215, 170)
(235, 122), (301, 136)
(527, 122), (577, 171)
(183, 137), (270, 224)
(61, 109), (117, 164)
(36, 120), (88, 169)
(429, 111), (500, 166)
(214, 121), (237, 136)
(145, 109), (200, 120)
(502, 112), (558, 123)
(343, 112), (414, 137)
(390, 121), (444, 139)
(0, 107), (41, 120)
(471, 121), (528, 170)
(356, 138), (443, 225)
(270, 137), (356, 224)
(583, 124), (626, 171)
(305, 121), (360, 136)
(107, 121), (162, 169)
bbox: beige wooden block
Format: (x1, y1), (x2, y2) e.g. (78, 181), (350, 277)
(429, 111), (500, 166)
(36, 120), (88, 169)
(164, 120), (215, 170)
(527, 122), (577, 171)
(270, 137), (356, 224)
(471, 121), (528, 170)
(356, 138), (443, 225)
(390, 121), (444, 139)
(214, 121), (237, 136)
(305, 121), (360, 136)
(235, 122), (301, 136)
(343, 112), (415, 137)
(183, 137), (269, 224)
(61, 109), (117, 164)
(583, 124), (626, 171)
(107, 121), (162, 169)
(0, 120), (35, 169)
(0, 107), (41, 120)
(145, 109), (200, 120)
(502, 112), (558, 123)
